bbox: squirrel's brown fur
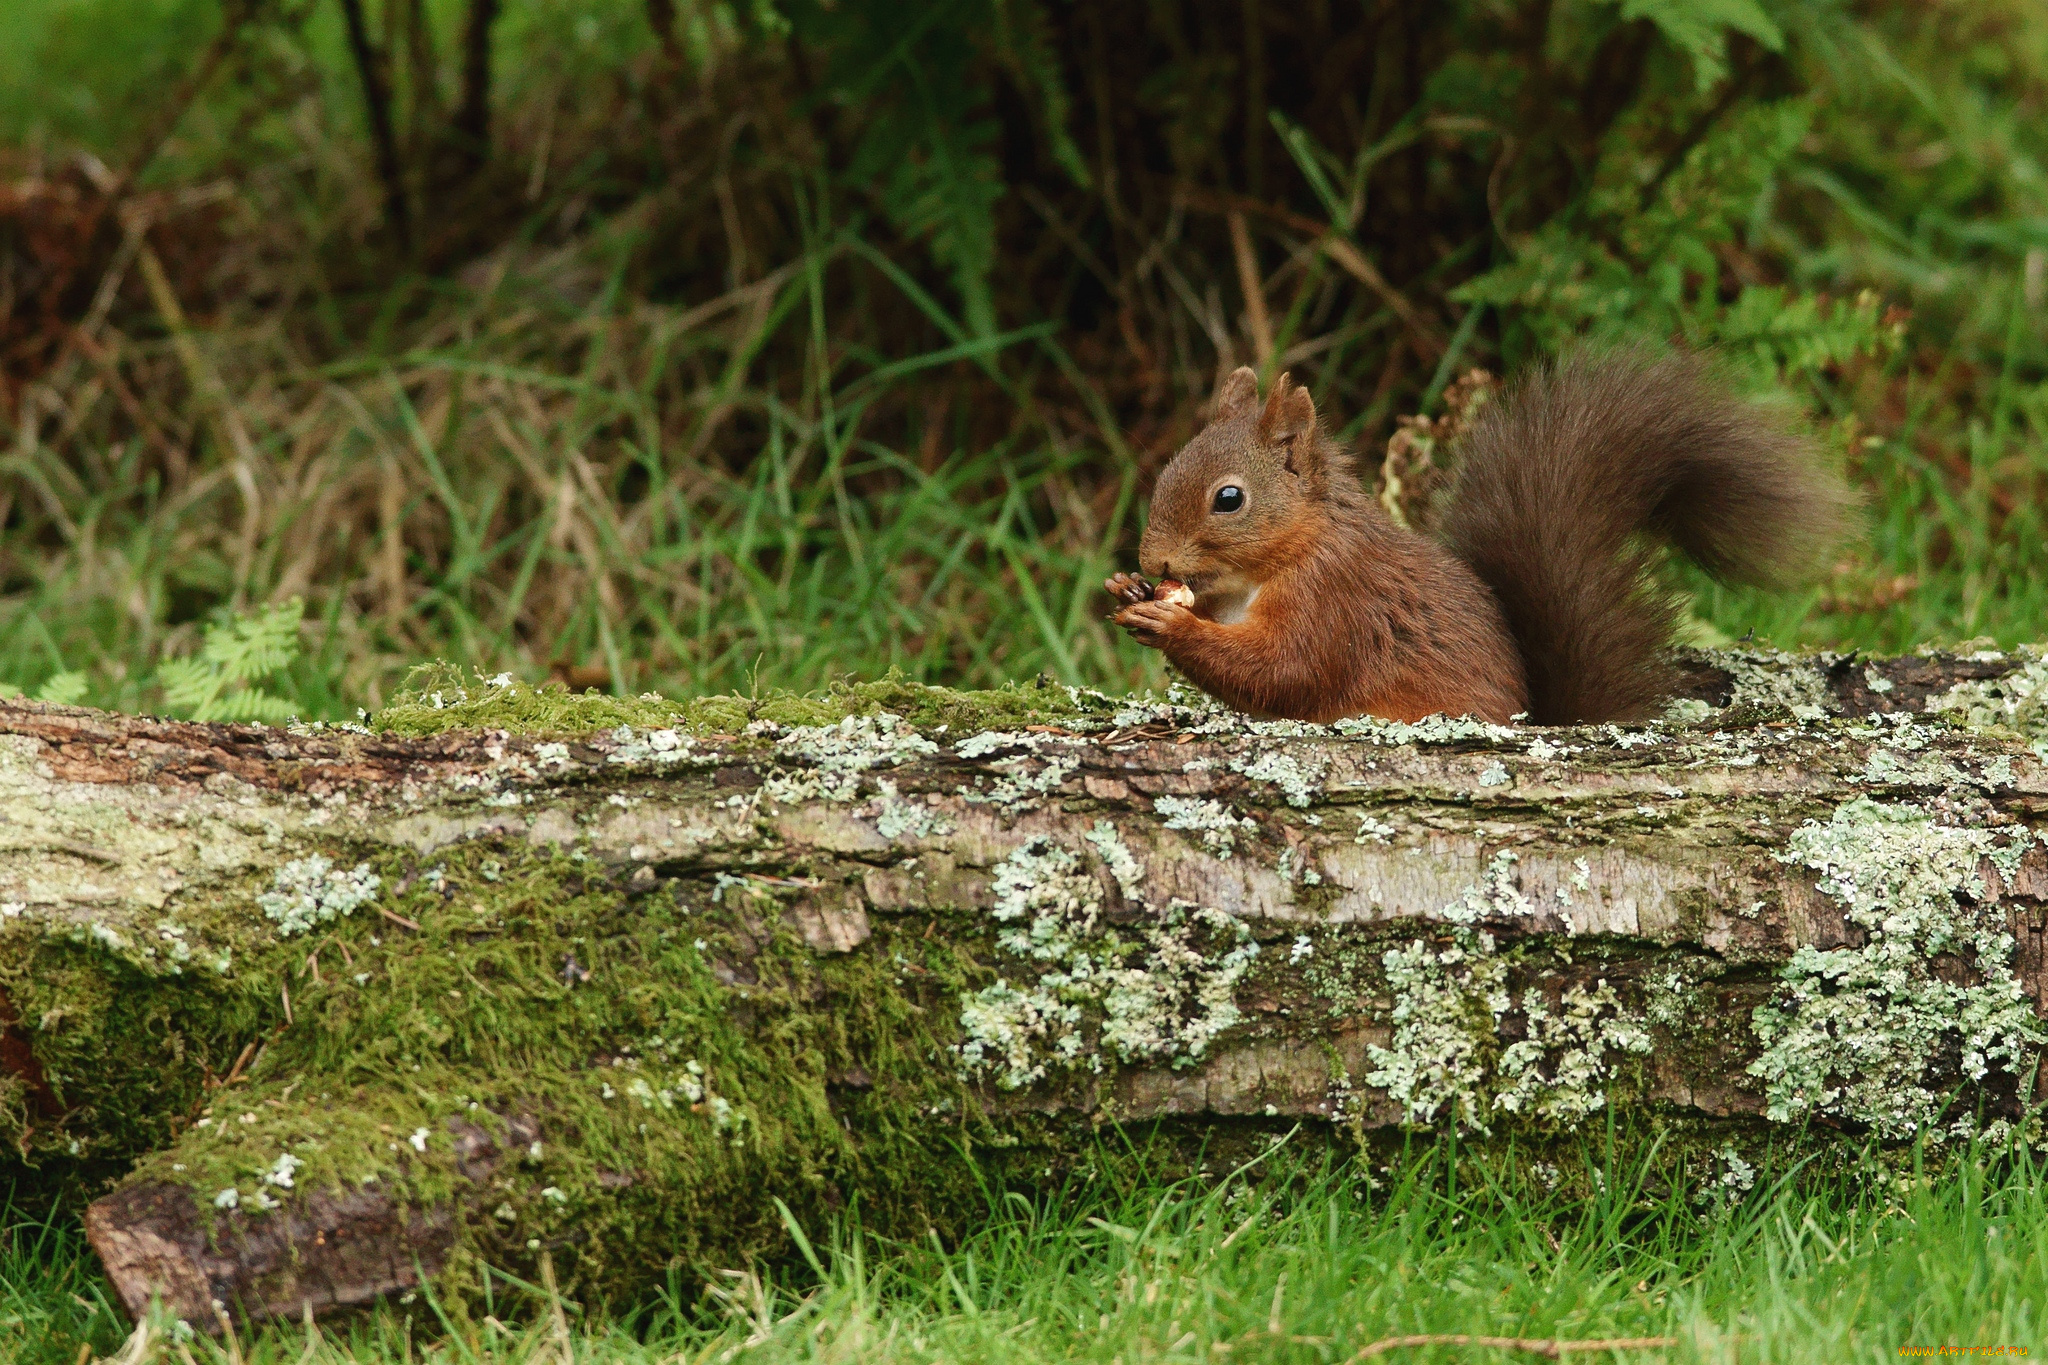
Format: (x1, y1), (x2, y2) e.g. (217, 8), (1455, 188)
(1109, 351), (1852, 725)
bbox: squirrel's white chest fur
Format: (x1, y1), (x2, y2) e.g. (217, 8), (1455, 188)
(1202, 584), (1260, 625)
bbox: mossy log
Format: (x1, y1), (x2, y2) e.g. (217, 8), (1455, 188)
(3, 648), (2047, 1330)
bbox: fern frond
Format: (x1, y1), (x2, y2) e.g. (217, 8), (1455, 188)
(990, 0), (1090, 189)
(837, 22), (1006, 341)
(158, 656), (224, 715)
(158, 598), (307, 724)
(1609, 0), (1785, 91)
(899, 61), (1004, 338)
(199, 598), (306, 684)
(1456, 101), (1879, 391)
(200, 688), (300, 725)
(35, 671), (90, 706)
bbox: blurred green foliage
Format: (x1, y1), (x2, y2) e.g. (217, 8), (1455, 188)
(1, 0), (2046, 716)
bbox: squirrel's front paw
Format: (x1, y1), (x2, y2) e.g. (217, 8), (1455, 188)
(1113, 599), (1194, 647)
(1104, 571), (1153, 607)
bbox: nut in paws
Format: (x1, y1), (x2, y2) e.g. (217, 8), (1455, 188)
(1114, 599), (1191, 644)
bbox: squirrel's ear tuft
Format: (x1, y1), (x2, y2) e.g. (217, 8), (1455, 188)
(1259, 373), (1318, 467)
(1213, 366), (1260, 422)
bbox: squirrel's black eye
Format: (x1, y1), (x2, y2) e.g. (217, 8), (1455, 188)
(1212, 485), (1245, 514)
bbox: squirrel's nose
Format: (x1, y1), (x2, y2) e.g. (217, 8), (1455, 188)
(1136, 531), (1167, 580)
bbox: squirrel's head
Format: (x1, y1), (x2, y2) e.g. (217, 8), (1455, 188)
(1138, 367), (1342, 592)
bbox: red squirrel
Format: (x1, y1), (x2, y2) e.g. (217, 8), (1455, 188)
(1106, 351), (1852, 725)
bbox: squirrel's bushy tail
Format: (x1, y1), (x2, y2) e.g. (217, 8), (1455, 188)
(1439, 350), (1854, 725)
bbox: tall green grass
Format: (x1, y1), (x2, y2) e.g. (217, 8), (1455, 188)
(0, 1197), (125, 1364)
(0, 213), (1169, 713)
(11, 1139), (2047, 1364)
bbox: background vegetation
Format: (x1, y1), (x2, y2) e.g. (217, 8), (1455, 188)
(4, 0), (2046, 719)
(6, 0), (2048, 1359)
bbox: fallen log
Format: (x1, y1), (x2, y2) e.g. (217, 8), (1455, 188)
(1, 647), (2045, 1329)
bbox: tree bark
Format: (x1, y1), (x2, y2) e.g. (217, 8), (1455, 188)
(1, 647), (2044, 1329)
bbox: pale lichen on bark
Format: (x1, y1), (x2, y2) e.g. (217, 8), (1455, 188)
(1750, 795), (2045, 1138)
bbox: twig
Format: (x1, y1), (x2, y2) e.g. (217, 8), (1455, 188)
(379, 906), (423, 932)
(297, 1298), (323, 1365)
(1177, 185), (1444, 358)
(1314, 237), (1445, 359)
(211, 1304), (247, 1365)
(1228, 211), (1274, 371)
(66, 328), (181, 475)
(217, 1040), (259, 1088)
(526, 97), (556, 202)
(72, 197), (141, 335)
(111, 1), (253, 196)
(45, 839), (122, 865)
(1212, 1207), (1261, 1255)
(1364, 334), (1409, 430)
(128, 225), (263, 597)
(540, 1251), (576, 1365)
(1019, 186), (1124, 299)
(1348, 1334), (1676, 1361)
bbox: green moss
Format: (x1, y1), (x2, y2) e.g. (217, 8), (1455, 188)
(61, 834), (1018, 1311)
(369, 664), (1113, 740)
(0, 839), (403, 1170)
(12, 789), (1323, 1313)
(0, 937), (271, 1167)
